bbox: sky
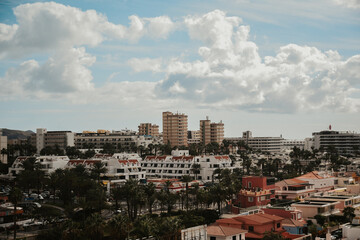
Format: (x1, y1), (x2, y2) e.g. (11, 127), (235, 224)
(0, 0), (359, 139)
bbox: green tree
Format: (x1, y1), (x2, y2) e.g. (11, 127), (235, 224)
(9, 186), (23, 240)
(181, 175), (192, 211)
(343, 207), (355, 222)
(108, 214), (132, 240)
(143, 182), (156, 214)
(190, 163), (202, 180)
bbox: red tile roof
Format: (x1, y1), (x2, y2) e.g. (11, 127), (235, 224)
(234, 213), (284, 225)
(207, 223), (247, 237)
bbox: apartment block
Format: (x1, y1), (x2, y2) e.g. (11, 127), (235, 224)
(312, 130), (360, 154)
(75, 130), (162, 150)
(187, 130), (200, 144)
(162, 111), (188, 147)
(142, 150), (233, 181)
(227, 131), (284, 153)
(138, 123), (159, 137)
(35, 128), (74, 154)
(200, 117), (224, 145)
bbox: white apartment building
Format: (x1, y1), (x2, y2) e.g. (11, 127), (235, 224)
(35, 128), (75, 154)
(8, 155), (70, 176)
(142, 150), (234, 181)
(226, 131), (284, 153)
(281, 139), (305, 151)
(312, 130), (360, 155)
(74, 131), (162, 150)
(66, 154), (145, 181)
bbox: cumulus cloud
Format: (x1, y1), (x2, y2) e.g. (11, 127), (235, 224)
(0, 6), (359, 114)
(128, 58), (163, 72)
(333, 0), (360, 9)
(0, 47), (95, 99)
(155, 10), (360, 113)
(0, 2), (175, 59)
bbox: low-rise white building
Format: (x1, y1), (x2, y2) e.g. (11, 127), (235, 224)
(142, 150), (234, 181)
(342, 217), (360, 240)
(8, 155), (70, 176)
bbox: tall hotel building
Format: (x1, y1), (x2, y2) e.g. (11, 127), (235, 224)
(200, 117), (224, 145)
(138, 123), (159, 137)
(162, 112), (188, 147)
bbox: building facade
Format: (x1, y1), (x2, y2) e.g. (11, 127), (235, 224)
(74, 130), (162, 150)
(35, 128), (75, 154)
(226, 131), (284, 153)
(188, 130), (201, 144)
(236, 176), (276, 208)
(138, 123), (159, 137)
(312, 130), (360, 155)
(200, 117), (224, 145)
(162, 111), (188, 147)
(142, 150), (233, 181)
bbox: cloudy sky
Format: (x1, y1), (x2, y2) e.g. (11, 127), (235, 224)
(0, 0), (359, 139)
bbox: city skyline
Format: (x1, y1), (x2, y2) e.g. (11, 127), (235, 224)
(0, 0), (359, 139)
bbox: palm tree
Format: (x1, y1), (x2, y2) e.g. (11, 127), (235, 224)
(111, 186), (123, 211)
(108, 214), (132, 240)
(190, 163), (202, 180)
(90, 161), (107, 182)
(143, 182), (156, 214)
(9, 186), (23, 240)
(181, 175), (192, 211)
(47, 169), (63, 203)
(209, 183), (226, 213)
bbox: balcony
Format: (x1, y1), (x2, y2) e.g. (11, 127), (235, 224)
(239, 189), (272, 196)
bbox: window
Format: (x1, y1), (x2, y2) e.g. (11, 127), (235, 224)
(248, 226), (254, 232)
(117, 169), (124, 173)
(232, 236), (236, 240)
(248, 182), (252, 188)
(248, 197), (254, 202)
(210, 237), (216, 240)
(277, 223), (281, 228)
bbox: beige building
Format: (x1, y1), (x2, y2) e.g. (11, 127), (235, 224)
(0, 131), (8, 164)
(138, 123), (159, 137)
(35, 128), (75, 154)
(200, 117), (224, 145)
(162, 111), (188, 147)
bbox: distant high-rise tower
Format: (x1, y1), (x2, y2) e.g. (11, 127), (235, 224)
(162, 112), (188, 147)
(200, 117), (211, 145)
(200, 117), (224, 145)
(138, 123), (159, 137)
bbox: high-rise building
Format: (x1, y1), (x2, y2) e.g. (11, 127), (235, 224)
(162, 111), (188, 147)
(200, 118), (211, 145)
(210, 121), (224, 145)
(138, 123), (159, 137)
(0, 130), (8, 164)
(200, 117), (224, 145)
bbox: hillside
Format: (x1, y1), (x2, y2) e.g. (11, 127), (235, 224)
(0, 128), (34, 140)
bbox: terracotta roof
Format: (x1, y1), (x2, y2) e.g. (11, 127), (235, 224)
(207, 223), (247, 237)
(216, 218), (243, 226)
(282, 218), (307, 227)
(235, 213), (284, 225)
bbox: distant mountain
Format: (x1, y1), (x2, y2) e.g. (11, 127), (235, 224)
(0, 128), (34, 140)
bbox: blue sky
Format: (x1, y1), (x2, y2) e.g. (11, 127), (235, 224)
(0, 0), (359, 139)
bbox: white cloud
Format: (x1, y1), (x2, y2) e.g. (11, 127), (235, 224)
(128, 58), (163, 72)
(156, 10), (360, 113)
(0, 2), (175, 59)
(333, 0), (360, 9)
(0, 47), (95, 99)
(0, 7), (359, 114)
